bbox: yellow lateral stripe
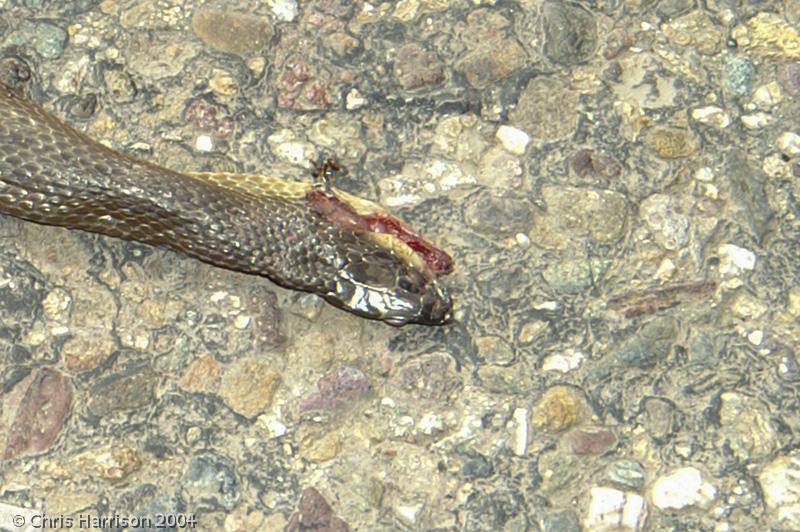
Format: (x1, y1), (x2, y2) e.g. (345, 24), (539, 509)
(187, 171), (433, 277)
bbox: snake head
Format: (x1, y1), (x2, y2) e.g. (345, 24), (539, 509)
(307, 188), (454, 326)
(325, 247), (453, 326)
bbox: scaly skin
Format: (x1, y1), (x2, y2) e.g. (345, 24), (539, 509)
(0, 82), (453, 325)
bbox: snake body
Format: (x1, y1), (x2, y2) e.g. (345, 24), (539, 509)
(0, 82), (453, 325)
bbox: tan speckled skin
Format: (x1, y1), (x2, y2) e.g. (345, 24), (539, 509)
(0, 83), (452, 325)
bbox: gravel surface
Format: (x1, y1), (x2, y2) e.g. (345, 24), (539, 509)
(0, 1), (799, 531)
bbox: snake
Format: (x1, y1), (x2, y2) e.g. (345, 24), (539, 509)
(0, 81), (453, 325)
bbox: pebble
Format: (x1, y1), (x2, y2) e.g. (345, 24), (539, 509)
(777, 62), (800, 95)
(639, 193), (690, 250)
(718, 243), (756, 275)
(455, 38), (527, 89)
(723, 56), (756, 97)
(747, 330), (763, 345)
(286, 487), (349, 531)
(655, 257), (676, 280)
(731, 12), (800, 61)
(564, 427), (617, 455)
(3, 20), (68, 59)
(299, 365), (372, 412)
(741, 112), (773, 129)
(729, 291), (769, 320)
(1, 368), (73, 459)
(418, 412), (445, 435)
(758, 452), (800, 529)
(209, 68), (239, 96)
(475, 335), (515, 365)
(73, 444), (142, 481)
(532, 386), (587, 432)
(267, 0), (298, 22)
(191, 10), (272, 55)
(510, 77), (580, 143)
(529, 186), (628, 249)
(751, 82), (782, 108)
(777, 131), (800, 157)
(605, 460), (646, 490)
(87, 365), (157, 417)
(650, 467), (717, 510)
(510, 407), (528, 456)
(464, 192), (534, 239)
(395, 500), (425, 526)
(717, 392), (776, 460)
(612, 317), (677, 369)
(691, 106), (731, 129)
(495, 125), (530, 156)
(345, 88), (367, 110)
(662, 10), (724, 55)
(541, 349), (585, 373)
(477, 146), (523, 189)
(259, 415), (287, 438)
(695, 167), (715, 182)
(584, 487), (648, 531)
(184, 454), (239, 510)
(543, 2), (598, 65)
(218, 358), (281, 418)
(194, 134), (213, 152)
(179, 354), (220, 393)
(644, 126), (699, 159)
(394, 43), (445, 90)
(542, 258), (593, 294)
(762, 154), (791, 179)
(299, 431), (341, 462)
(269, 135), (315, 166)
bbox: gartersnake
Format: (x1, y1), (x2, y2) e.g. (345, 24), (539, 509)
(0, 81), (453, 325)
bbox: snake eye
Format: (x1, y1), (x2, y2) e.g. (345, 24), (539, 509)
(397, 276), (419, 293)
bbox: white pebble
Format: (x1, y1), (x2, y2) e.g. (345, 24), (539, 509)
(651, 467), (717, 510)
(534, 301), (560, 311)
(510, 408), (528, 456)
(694, 167), (714, 182)
(541, 349), (585, 373)
(345, 88), (368, 110)
(751, 82), (782, 109)
(741, 112), (773, 129)
(718, 244), (757, 275)
(703, 183), (719, 199)
(515, 233), (531, 248)
(691, 106), (731, 129)
(267, 0), (298, 21)
(655, 257), (676, 280)
(418, 412), (444, 435)
(395, 501), (424, 526)
(195, 135), (214, 152)
(747, 330), (763, 345)
(777, 131), (800, 157)
(496, 125), (530, 156)
(585, 487), (648, 531)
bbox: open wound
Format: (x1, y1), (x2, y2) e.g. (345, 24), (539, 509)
(305, 189), (453, 275)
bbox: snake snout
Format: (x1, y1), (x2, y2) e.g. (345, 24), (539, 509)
(327, 250), (453, 326)
(412, 280), (453, 326)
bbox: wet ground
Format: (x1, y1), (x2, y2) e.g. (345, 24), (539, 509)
(1, 1), (799, 531)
